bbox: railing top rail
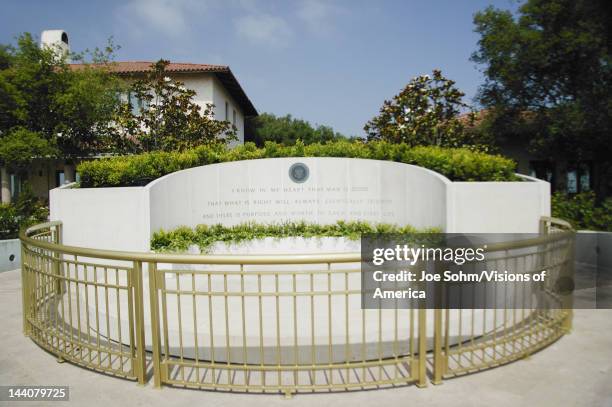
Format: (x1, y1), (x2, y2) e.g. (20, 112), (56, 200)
(21, 218), (574, 265)
(540, 216), (573, 230)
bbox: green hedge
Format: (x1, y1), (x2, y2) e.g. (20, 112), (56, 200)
(151, 220), (439, 253)
(552, 192), (612, 231)
(0, 186), (49, 239)
(78, 140), (518, 188)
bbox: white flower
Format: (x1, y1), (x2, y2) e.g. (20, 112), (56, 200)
(404, 107), (411, 114)
(164, 76), (171, 82)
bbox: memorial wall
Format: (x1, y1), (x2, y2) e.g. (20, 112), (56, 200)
(50, 157), (550, 252)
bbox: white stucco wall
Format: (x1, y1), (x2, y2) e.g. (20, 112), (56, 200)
(211, 75), (245, 144)
(49, 158), (550, 252)
(0, 239), (20, 272)
(50, 184), (150, 252)
(447, 175), (550, 233)
(179, 74), (214, 109)
(122, 72), (246, 144)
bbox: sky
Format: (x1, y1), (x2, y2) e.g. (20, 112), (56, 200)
(1, 0), (518, 137)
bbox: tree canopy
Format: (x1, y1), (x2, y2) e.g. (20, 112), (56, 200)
(0, 33), (124, 167)
(364, 70), (491, 149)
(249, 113), (347, 146)
(113, 60), (236, 153)
(472, 0), (611, 196)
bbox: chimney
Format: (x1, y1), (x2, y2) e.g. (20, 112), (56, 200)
(40, 30), (70, 61)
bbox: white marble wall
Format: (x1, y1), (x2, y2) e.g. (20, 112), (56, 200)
(50, 157), (549, 251)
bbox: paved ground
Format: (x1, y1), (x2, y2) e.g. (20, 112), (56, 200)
(1, 268), (611, 407)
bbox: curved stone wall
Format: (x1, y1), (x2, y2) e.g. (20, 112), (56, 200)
(50, 157), (550, 252)
(147, 157), (450, 235)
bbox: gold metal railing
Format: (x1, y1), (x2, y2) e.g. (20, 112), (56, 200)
(431, 218), (575, 383)
(20, 218), (574, 395)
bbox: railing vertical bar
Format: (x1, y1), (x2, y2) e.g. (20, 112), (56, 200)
(275, 273), (281, 390)
(75, 263), (83, 362)
(104, 267), (112, 368)
(223, 272), (230, 386)
(257, 273), (264, 387)
(482, 277), (487, 362)
(65, 259), (76, 358)
(345, 270), (351, 387)
(133, 261), (146, 385)
(21, 243), (28, 336)
(328, 263), (333, 387)
(293, 272), (298, 390)
(125, 264), (135, 375)
(240, 265), (248, 387)
(159, 269), (169, 382)
(58, 253), (67, 358)
(176, 271), (185, 383)
(191, 271), (201, 385)
(417, 305), (427, 388)
(470, 285), (475, 365)
(503, 251), (509, 359)
(207, 273), (215, 385)
(310, 272), (316, 384)
(115, 268), (124, 372)
(93, 265), (101, 367)
(148, 262), (163, 388)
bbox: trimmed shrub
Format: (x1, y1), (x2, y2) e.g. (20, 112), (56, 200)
(78, 140), (518, 188)
(552, 192), (612, 231)
(150, 220), (439, 253)
(0, 186), (49, 239)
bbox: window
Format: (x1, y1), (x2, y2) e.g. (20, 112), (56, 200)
(128, 91), (144, 115)
(233, 109), (236, 125)
(56, 171), (65, 187)
(225, 101), (229, 121)
(55, 171), (80, 187)
(566, 162), (591, 194)
(9, 173), (22, 200)
(528, 161), (555, 183)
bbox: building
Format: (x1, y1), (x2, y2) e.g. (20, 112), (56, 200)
(68, 61), (258, 145)
(461, 110), (598, 196)
(0, 30), (257, 203)
(498, 138), (594, 195)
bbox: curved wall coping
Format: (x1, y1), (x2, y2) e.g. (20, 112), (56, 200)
(145, 157), (454, 190)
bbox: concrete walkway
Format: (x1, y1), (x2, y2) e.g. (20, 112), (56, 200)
(1, 268), (611, 407)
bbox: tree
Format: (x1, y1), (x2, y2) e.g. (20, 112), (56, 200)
(0, 34), (59, 202)
(472, 0), (612, 197)
(0, 127), (55, 204)
(114, 60), (236, 153)
(364, 69), (491, 149)
(250, 113), (347, 146)
(53, 45), (126, 176)
(0, 33), (124, 200)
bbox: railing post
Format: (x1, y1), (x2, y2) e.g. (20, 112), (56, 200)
(148, 262), (163, 388)
(563, 232), (575, 332)
(133, 261), (147, 385)
(21, 242), (29, 336)
(432, 309), (444, 384)
(416, 306), (428, 388)
(538, 218), (549, 235)
(53, 224), (63, 295)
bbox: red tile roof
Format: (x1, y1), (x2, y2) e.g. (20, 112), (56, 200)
(69, 61), (257, 116)
(69, 61), (229, 74)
